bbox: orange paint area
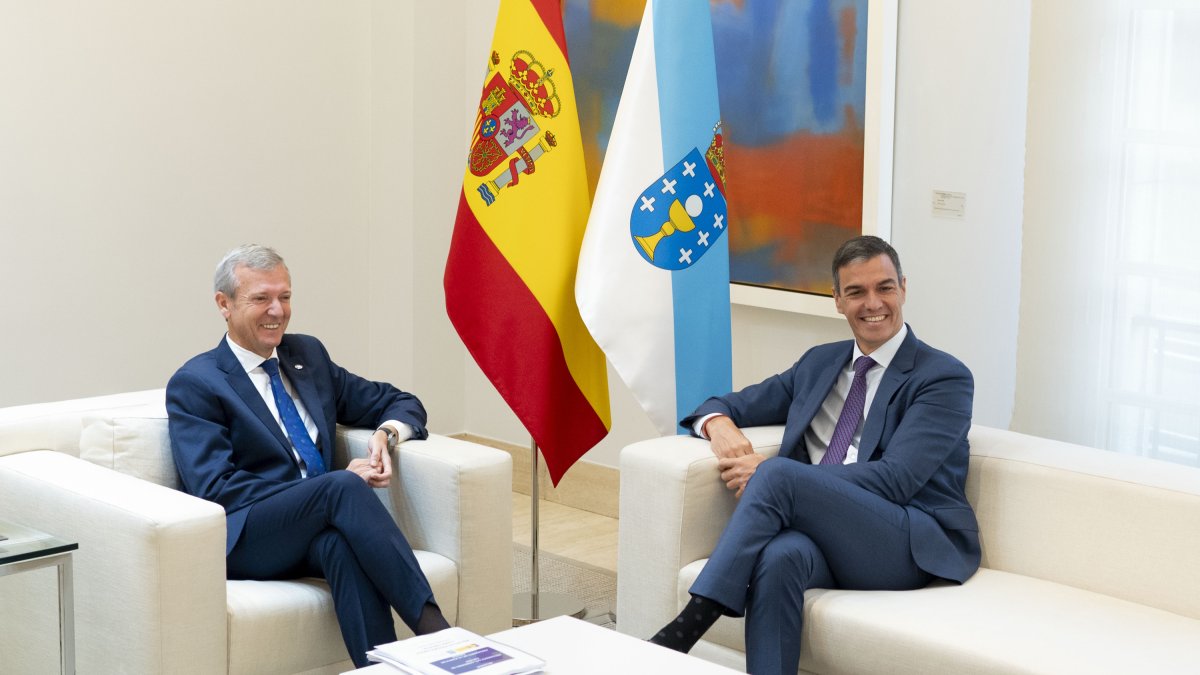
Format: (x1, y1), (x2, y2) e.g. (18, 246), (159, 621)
(724, 106), (864, 294)
(590, 0), (647, 27)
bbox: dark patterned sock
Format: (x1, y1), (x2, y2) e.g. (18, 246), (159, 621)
(414, 602), (451, 635)
(648, 595), (726, 653)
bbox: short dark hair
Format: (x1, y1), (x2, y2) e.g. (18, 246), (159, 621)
(832, 236), (903, 294)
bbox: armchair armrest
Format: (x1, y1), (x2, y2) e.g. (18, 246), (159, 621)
(0, 450), (227, 675)
(335, 428), (513, 634)
(616, 426), (785, 638)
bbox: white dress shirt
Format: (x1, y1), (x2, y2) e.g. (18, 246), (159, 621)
(226, 336), (322, 475)
(803, 324), (907, 464)
(225, 335), (412, 477)
(696, 325), (909, 465)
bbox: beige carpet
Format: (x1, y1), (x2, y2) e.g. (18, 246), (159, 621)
(512, 543), (616, 628)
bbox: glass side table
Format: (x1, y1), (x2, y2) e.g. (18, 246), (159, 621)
(0, 520), (78, 674)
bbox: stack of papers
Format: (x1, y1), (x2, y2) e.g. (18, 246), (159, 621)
(367, 627), (544, 675)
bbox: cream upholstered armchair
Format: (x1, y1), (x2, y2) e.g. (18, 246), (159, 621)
(616, 425), (1200, 674)
(0, 389), (512, 674)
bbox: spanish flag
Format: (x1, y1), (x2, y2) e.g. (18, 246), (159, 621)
(445, 0), (610, 484)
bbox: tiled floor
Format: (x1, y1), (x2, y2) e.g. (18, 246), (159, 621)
(511, 493), (618, 573)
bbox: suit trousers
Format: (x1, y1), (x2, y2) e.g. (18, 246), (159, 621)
(226, 470), (435, 667)
(690, 457), (932, 675)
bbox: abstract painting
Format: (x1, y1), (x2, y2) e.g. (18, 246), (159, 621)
(564, 0), (894, 309)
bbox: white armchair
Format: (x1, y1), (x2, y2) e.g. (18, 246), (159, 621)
(617, 424), (1200, 674)
(615, 426), (783, 648)
(0, 390), (512, 675)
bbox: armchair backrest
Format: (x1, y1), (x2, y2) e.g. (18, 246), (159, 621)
(965, 425), (1200, 621)
(0, 389), (165, 461)
(0, 389), (179, 487)
(79, 395), (177, 489)
(1, 388), (401, 492)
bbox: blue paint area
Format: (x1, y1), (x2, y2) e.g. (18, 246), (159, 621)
(852, 1), (868, 100)
(806, 0), (839, 126)
(709, 0), (868, 145)
(562, 1), (640, 155)
(563, 0), (868, 150)
(729, 245), (783, 285)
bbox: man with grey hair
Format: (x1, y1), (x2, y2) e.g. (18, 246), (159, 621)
(167, 244), (448, 668)
(650, 236), (978, 675)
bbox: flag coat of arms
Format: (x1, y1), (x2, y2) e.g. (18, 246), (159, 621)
(445, 0), (610, 483)
(576, 0), (732, 435)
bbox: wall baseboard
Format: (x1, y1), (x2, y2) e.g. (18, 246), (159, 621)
(451, 433), (618, 519)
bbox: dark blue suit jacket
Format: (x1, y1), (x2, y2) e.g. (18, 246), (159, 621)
(683, 327), (980, 584)
(166, 334), (428, 554)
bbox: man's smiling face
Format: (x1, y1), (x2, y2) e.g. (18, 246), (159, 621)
(216, 264), (292, 358)
(833, 253), (906, 354)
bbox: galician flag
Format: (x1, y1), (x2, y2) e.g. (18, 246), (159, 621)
(445, 0), (610, 483)
(576, 0), (732, 435)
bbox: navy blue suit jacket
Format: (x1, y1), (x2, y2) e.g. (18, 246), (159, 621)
(683, 327), (980, 583)
(167, 334), (428, 554)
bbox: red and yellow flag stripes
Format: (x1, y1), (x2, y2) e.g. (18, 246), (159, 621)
(444, 0), (610, 484)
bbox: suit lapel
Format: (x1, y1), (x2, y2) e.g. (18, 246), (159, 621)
(215, 339), (293, 455)
(277, 342), (330, 452)
(799, 347), (850, 427)
(782, 343), (851, 461)
(859, 328), (917, 459)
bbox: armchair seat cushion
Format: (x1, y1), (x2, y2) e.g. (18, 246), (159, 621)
(679, 562), (1200, 675)
(227, 578), (347, 675)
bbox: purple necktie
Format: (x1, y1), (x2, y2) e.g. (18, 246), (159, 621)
(821, 355), (877, 466)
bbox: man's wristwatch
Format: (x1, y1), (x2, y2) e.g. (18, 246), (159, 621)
(378, 426), (399, 450)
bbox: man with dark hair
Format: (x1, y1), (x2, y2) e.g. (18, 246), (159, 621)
(167, 245), (449, 668)
(650, 236), (978, 675)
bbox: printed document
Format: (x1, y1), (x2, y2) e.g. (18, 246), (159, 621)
(367, 627), (544, 675)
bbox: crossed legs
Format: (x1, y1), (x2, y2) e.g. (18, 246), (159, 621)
(227, 470), (448, 667)
(652, 458), (931, 675)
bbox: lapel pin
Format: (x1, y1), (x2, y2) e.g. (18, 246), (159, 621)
(294, 364), (304, 370)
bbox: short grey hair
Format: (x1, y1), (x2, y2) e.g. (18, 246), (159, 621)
(832, 235), (903, 294)
(214, 245), (287, 298)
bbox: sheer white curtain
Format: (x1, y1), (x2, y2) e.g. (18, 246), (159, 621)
(1015, 0), (1200, 464)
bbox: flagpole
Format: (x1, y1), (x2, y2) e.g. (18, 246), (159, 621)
(511, 439), (585, 626)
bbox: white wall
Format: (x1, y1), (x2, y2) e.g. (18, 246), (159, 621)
(1012, 0), (1121, 446)
(0, 1), (380, 405)
(402, 0), (476, 435)
(0, 1), (1032, 470)
(368, 2), (418, 398)
(890, 0), (1030, 430)
(0, 1), (459, 422)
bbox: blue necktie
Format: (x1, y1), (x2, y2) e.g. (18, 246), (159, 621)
(821, 355), (877, 466)
(261, 358), (326, 476)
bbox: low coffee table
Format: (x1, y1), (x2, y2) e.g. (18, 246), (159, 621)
(0, 519), (78, 674)
(346, 615), (740, 674)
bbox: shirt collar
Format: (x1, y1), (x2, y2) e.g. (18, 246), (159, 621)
(851, 323), (908, 370)
(224, 334), (279, 375)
